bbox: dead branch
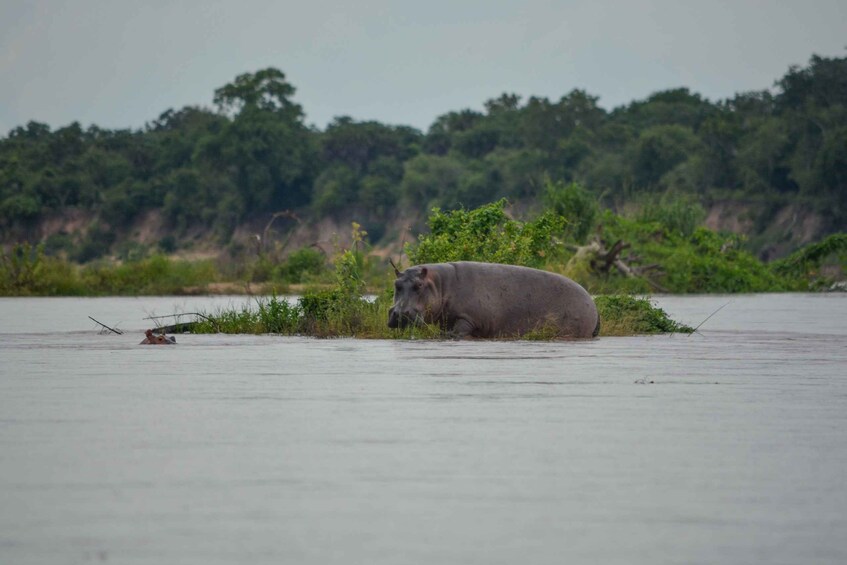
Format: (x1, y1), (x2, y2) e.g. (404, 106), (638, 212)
(259, 210), (302, 255)
(88, 316), (123, 335)
(143, 312), (219, 333)
(574, 237), (669, 292)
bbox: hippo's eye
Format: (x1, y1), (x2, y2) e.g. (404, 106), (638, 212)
(414, 282), (422, 290)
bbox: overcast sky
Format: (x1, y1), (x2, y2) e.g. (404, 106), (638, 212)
(1, 0), (845, 135)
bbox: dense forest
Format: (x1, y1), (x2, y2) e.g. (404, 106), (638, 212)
(1, 55), (845, 263)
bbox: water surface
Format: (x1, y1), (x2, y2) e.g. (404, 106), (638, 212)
(1, 294), (846, 564)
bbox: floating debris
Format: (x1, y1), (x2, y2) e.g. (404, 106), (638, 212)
(88, 316), (123, 335)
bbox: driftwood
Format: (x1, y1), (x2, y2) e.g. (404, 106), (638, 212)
(88, 316), (123, 335)
(144, 312), (219, 333)
(154, 321), (200, 334)
(572, 237), (669, 292)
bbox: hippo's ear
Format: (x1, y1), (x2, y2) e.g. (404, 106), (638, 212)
(419, 267), (428, 279)
(389, 258), (401, 278)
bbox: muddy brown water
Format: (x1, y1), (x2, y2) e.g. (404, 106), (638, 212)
(1, 294), (846, 564)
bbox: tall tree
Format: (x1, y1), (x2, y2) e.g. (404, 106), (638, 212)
(208, 68), (318, 214)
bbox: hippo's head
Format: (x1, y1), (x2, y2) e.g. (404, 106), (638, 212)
(388, 265), (439, 329)
(141, 329), (176, 345)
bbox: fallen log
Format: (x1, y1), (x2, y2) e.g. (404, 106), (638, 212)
(144, 312), (219, 333)
(568, 237), (669, 292)
(155, 321), (200, 334)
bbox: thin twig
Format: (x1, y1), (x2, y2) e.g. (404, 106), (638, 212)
(688, 301), (732, 337)
(88, 316), (123, 335)
(143, 312), (215, 323)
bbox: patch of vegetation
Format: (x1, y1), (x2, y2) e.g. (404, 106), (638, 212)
(588, 211), (795, 293)
(634, 192), (705, 238)
(275, 247), (327, 283)
(595, 295), (694, 336)
(408, 198), (566, 267)
(771, 233), (847, 288)
(192, 295), (302, 334)
(3, 194), (841, 297)
(191, 291), (443, 339)
(0, 243), (220, 296)
(402, 196), (813, 295)
(0, 243), (87, 295)
(188, 292), (689, 339)
(543, 180), (598, 243)
(79, 255), (219, 295)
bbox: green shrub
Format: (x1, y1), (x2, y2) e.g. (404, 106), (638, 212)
(598, 211), (789, 293)
(0, 194), (41, 222)
(408, 199), (566, 267)
(80, 254), (218, 294)
(275, 247), (327, 283)
(73, 225), (116, 263)
(259, 295), (301, 333)
(1, 243), (82, 295)
(771, 233), (847, 287)
(635, 192), (705, 237)
(299, 289), (345, 322)
(543, 180), (598, 243)
(595, 295), (693, 335)
(249, 256), (275, 283)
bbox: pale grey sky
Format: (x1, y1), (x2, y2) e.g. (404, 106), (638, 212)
(1, 0), (845, 135)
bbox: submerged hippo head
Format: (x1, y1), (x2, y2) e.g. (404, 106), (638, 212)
(140, 329), (176, 345)
(388, 266), (439, 329)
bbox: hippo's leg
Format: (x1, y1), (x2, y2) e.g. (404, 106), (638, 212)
(447, 318), (475, 339)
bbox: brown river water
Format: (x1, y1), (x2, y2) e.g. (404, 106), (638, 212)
(1, 293), (846, 564)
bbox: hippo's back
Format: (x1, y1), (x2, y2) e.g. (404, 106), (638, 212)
(444, 261), (598, 338)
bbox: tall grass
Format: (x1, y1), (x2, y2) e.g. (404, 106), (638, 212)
(190, 292), (443, 339)
(0, 243), (220, 296)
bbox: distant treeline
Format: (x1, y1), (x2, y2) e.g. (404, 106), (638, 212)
(1, 55), (845, 260)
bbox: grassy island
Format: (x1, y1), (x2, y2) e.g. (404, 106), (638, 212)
(177, 292), (692, 340)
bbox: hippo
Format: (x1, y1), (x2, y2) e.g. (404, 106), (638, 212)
(388, 261), (599, 338)
(140, 329), (176, 345)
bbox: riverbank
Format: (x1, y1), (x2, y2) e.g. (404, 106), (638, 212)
(3, 201), (846, 298)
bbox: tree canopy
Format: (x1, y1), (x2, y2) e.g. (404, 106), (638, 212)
(1, 55), (845, 260)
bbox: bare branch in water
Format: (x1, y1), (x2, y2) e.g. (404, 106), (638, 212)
(88, 316), (123, 335)
(144, 312), (219, 332)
